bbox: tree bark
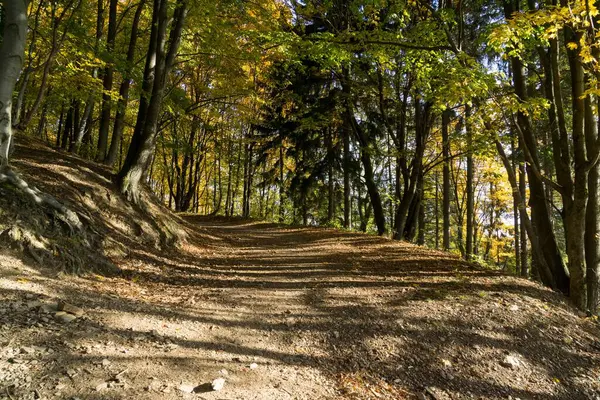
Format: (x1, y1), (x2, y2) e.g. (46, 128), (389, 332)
(72, 0), (104, 153)
(11, 0), (41, 128)
(327, 127), (334, 223)
(279, 144), (285, 221)
(465, 105), (474, 260)
(97, 0), (118, 162)
(585, 93), (600, 315)
(512, 134), (521, 274)
(343, 121), (350, 228)
(342, 68), (386, 235)
(395, 98), (431, 240)
(442, 110), (451, 250)
(563, 25), (588, 309)
(435, 172), (440, 249)
(61, 102), (74, 150)
(118, 0), (187, 203)
(490, 127), (556, 287)
(19, 0), (81, 131)
(503, 0), (569, 294)
(0, 0), (27, 166)
(519, 149), (528, 276)
(105, 0), (145, 166)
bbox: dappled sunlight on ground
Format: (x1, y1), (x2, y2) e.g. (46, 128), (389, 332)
(2, 216), (599, 399)
(0, 140), (599, 399)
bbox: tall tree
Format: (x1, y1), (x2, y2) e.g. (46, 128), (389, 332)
(105, 0), (146, 166)
(96, 0), (117, 161)
(0, 0), (28, 166)
(117, 0), (188, 202)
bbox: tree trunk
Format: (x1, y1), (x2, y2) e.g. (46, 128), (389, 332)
(56, 106), (65, 148)
(442, 110), (451, 250)
(72, 0), (104, 153)
(465, 105), (474, 260)
(118, 0), (187, 203)
(11, 0), (41, 128)
(490, 126), (556, 287)
(242, 139), (253, 218)
(503, 0), (569, 293)
(417, 188), (425, 245)
(0, 0), (27, 166)
(343, 122), (350, 228)
(231, 137), (242, 215)
(96, 0), (117, 161)
(511, 134), (520, 273)
(36, 104), (48, 141)
(342, 72), (386, 235)
(19, 0), (81, 131)
(340, 66), (383, 233)
(327, 127), (334, 223)
(61, 102), (74, 150)
(564, 25), (588, 309)
(395, 99), (431, 240)
(519, 151), (529, 276)
(585, 93), (600, 315)
(435, 172), (440, 249)
(106, 0), (145, 166)
(278, 144), (284, 221)
(357, 139), (385, 235)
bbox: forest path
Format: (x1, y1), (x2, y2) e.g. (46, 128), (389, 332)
(2, 216), (600, 400)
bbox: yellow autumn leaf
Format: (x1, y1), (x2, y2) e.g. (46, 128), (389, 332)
(567, 42), (578, 50)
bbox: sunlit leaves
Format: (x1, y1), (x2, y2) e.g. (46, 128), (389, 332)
(488, 1), (599, 74)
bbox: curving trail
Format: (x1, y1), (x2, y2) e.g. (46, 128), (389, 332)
(2, 212), (600, 399)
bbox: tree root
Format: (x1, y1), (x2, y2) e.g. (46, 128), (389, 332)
(0, 166), (83, 233)
(27, 244), (45, 265)
(0, 166), (120, 275)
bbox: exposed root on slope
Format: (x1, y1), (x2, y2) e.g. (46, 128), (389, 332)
(0, 165), (117, 275)
(0, 166), (83, 233)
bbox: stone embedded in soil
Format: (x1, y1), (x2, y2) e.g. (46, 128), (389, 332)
(423, 386), (451, 400)
(54, 311), (77, 323)
(211, 377), (226, 391)
(161, 385), (172, 393)
(27, 301), (42, 309)
(66, 369), (78, 378)
(178, 384), (196, 393)
(58, 302), (84, 317)
(40, 303), (59, 313)
(249, 363), (258, 370)
(20, 346), (36, 355)
(501, 354), (521, 369)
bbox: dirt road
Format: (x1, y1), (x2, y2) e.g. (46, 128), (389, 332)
(1, 216), (600, 399)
